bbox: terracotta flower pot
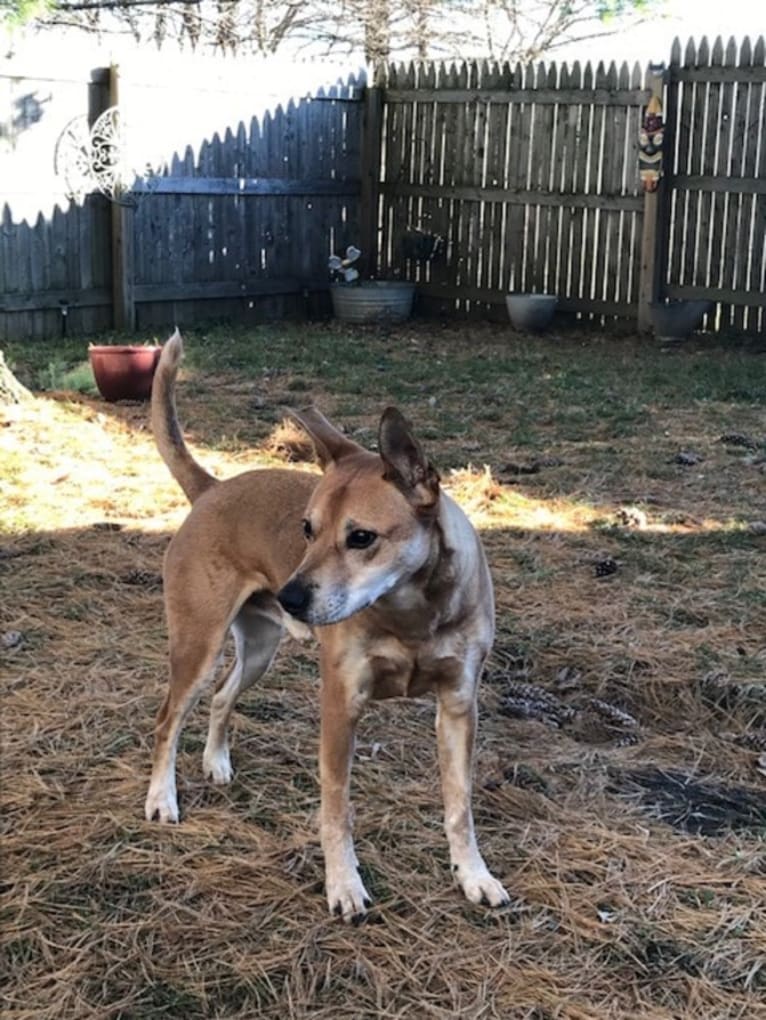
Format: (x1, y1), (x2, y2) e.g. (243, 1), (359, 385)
(89, 345), (161, 402)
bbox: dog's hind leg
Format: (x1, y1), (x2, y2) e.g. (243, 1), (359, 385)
(203, 593), (283, 785)
(436, 683), (510, 908)
(145, 626), (226, 823)
(145, 560), (246, 824)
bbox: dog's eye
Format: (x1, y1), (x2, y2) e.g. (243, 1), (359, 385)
(347, 529), (377, 550)
(302, 518), (313, 540)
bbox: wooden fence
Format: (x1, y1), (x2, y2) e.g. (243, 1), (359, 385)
(373, 60), (649, 321)
(0, 58), (365, 340)
(1, 38), (764, 341)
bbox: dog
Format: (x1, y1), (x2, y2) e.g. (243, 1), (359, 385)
(144, 330), (509, 922)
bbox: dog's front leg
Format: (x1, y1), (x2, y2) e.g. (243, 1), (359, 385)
(319, 648), (371, 923)
(436, 685), (510, 908)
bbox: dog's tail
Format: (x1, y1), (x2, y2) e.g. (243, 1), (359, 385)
(151, 330), (217, 503)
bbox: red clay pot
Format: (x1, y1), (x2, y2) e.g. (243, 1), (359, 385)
(89, 345), (161, 402)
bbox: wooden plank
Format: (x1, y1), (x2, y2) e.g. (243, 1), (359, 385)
(519, 62), (537, 294)
(594, 63), (611, 312)
(380, 64), (400, 277)
(453, 62), (473, 309)
(489, 62), (513, 298)
(210, 132), (226, 295)
(478, 63), (503, 300)
(219, 126), (235, 291)
(557, 61), (582, 307)
(628, 61), (646, 306)
(569, 62), (590, 308)
(50, 206), (69, 299)
(390, 63), (410, 277)
(421, 62), (456, 314)
(0, 208), (17, 297)
(179, 146), (197, 300)
(747, 36), (766, 332)
(574, 62), (596, 307)
(359, 85), (384, 277)
(304, 89), (324, 296)
(665, 283), (766, 306)
(672, 175), (766, 194)
(0, 206), (11, 340)
(416, 280), (634, 316)
(261, 107), (280, 291)
(109, 66), (136, 330)
(637, 65), (666, 328)
(245, 115), (265, 310)
(613, 63), (635, 308)
(671, 65), (766, 84)
(408, 62), (427, 286)
(415, 62), (439, 291)
(134, 278), (316, 302)
(400, 62), (417, 276)
(694, 36), (718, 301)
(705, 39), (730, 323)
(606, 62), (630, 308)
(385, 87), (651, 105)
(544, 62), (566, 298)
(462, 61), (485, 313)
(446, 63), (468, 305)
(724, 37), (753, 330)
(671, 38), (701, 296)
(0, 288), (111, 312)
(281, 101), (298, 295)
(29, 213), (47, 342)
(504, 61), (528, 294)
(592, 62), (614, 309)
(529, 62), (557, 294)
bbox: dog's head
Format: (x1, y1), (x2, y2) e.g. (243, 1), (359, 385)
(277, 407), (440, 626)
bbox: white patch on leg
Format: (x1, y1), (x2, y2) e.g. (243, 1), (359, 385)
(453, 855), (510, 908)
(323, 834), (370, 922)
(144, 771), (179, 823)
(202, 741), (233, 785)
(325, 862), (371, 922)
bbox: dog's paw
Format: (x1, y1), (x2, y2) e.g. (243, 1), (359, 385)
(453, 863), (510, 908)
(202, 744), (233, 785)
(144, 784), (179, 824)
(326, 870), (372, 925)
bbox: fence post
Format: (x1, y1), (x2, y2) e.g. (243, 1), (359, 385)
(637, 65), (667, 332)
(109, 64), (136, 332)
(359, 77), (384, 279)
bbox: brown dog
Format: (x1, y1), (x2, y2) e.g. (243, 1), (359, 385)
(145, 331), (508, 921)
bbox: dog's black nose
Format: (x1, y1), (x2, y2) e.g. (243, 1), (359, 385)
(277, 577), (312, 619)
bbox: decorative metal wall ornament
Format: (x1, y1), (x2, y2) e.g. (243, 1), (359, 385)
(54, 106), (163, 206)
(638, 94), (665, 193)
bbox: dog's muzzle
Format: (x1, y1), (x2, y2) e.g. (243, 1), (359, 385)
(277, 576), (313, 621)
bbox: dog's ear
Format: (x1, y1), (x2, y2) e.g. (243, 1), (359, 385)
(378, 407), (440, 511)
(288, 407), (363, 469)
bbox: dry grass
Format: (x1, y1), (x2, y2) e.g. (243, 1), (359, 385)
(1, 322), (765, 1019)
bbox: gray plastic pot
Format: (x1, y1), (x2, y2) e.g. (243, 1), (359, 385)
(505, 293), (558, 332)
(649, 299), (714, 341)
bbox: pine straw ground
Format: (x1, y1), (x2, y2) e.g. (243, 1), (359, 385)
(1, 321), (765, 1020)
